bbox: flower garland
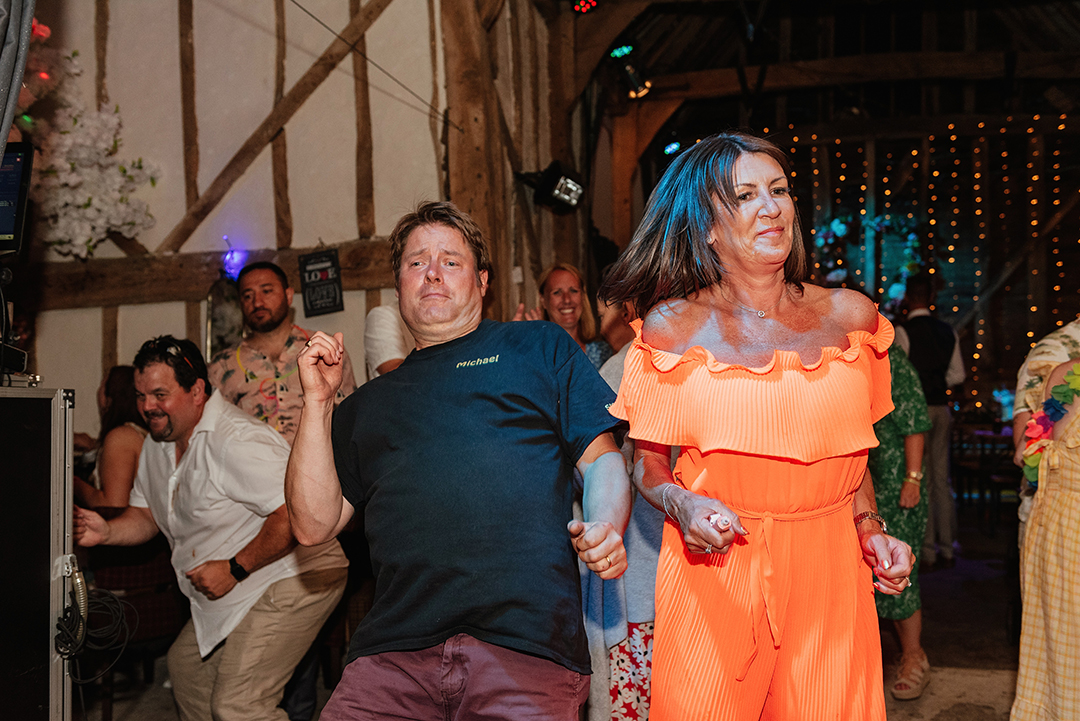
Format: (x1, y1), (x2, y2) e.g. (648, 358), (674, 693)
(25, 48), (159, 258)
(1023, 361), (1080, 487)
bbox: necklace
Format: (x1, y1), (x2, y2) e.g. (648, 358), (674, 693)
(723, 286), (788, 318)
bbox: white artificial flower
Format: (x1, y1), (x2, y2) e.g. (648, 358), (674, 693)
(29, 53), (158, 257)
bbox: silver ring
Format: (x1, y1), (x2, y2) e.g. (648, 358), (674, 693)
(305, 340), (313, 348)
(705, 544), (713, 554)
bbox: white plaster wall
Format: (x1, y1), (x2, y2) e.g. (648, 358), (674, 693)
(34, 307), (103, 435)
(284, 0), (358, 245)
(107, 0), (186, 255)
(117, 302), (188, 369)
(291, 289), (367, 386)
(368, 0), (443, 232)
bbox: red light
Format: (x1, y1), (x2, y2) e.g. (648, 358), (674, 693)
(573, 0), (597, 12)
(38, 72), (49, 80)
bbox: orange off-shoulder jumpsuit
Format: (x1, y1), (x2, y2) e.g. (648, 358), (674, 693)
(610, 315), (894, 721)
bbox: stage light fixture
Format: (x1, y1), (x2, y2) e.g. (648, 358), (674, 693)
(515, 161), (584, 214)
(622, 62), (651, 99)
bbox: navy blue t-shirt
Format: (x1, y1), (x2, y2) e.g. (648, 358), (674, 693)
(332, 319), (621, 673)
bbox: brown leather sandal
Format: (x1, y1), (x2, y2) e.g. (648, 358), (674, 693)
(891, 654), (930, 700)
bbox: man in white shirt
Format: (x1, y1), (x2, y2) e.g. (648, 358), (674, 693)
(75, 336), (347, 721)
(895, 274), (966, 570)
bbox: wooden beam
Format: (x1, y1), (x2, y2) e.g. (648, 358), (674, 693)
(426, 0), (445, 199)
(185, 300), (202, 350)
(102, 306), (118, 372)
(610, 98), (684, 248)
(155, 0), (394, 254)
(645, 51), (1080, 103)
(16, 238), (394, 312)
(272, 0), (293, 250)
(178, 0), (199, 209)
(547, 8), (578, 266)
(443, 0), (510, 320)
(106, 231), (149, 256)
(351, 0), (375, 237)
(94, 0), (109, 109)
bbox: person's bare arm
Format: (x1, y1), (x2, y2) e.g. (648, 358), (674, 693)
(185, 504), (297, 600)
(633, 440), (747, 555)
(853, 468), (913, 594)
(286, 331), (355, 545)
(569, 433), (632, 579)
(74, 505), (158, 547)
(898, 432), (926, 509)
(1013, 409), (1032, 466)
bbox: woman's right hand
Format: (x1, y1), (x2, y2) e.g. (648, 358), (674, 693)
(667, 484), (748, 555)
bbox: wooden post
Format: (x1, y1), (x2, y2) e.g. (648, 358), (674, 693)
(610, 99), (684, 249)
(94, 0), (109, 110)
(178, 0), (199, 210)
(102, 306), (118, 372)
(185, 300), (202, 351)
(351, 0), (376, 237)
(442, 0), (510, 320)
(546, 8), (579, 268)
(272, 0), (294, 250)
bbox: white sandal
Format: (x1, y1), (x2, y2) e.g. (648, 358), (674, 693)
(891, 654), (930, 700)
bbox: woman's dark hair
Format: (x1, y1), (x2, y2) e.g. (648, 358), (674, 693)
(599, 131), (807, 318)
(99, 365), (147, 441)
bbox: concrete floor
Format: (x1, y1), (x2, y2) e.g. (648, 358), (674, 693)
(75, 500), (1023, 721)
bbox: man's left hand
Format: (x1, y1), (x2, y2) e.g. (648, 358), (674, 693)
(185, 560), (238, 600)
(568, 519), (626, 580)
(860, 532), (914, 595)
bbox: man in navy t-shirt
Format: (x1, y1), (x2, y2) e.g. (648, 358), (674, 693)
(285, 201), (632, 720)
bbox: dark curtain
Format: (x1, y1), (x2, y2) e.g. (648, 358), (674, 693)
(0, 0), (34, 158)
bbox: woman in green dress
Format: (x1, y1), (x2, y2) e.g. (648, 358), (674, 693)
(869, 345), (933, 700)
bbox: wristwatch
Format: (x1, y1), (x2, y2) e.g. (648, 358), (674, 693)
(904, 469), (924, 484)
(229, 556), (250, 582)
(853, 511), (888, 534)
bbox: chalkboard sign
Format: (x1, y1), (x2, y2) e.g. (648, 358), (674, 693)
(298, 249), (345, 317)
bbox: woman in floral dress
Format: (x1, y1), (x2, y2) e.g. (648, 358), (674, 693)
(868, 345), (933, 699)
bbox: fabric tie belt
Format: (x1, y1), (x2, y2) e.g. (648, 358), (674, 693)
(725, 496), (853, 680)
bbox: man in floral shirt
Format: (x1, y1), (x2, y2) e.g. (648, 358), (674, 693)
(209, 262), (358, 446)
(208, 261), (357, 721)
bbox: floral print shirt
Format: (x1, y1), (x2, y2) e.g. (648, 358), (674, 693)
(208, 325), (358, 446)
(1015, 319), (1080, 415)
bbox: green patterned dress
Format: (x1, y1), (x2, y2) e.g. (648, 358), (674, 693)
(869, 346), (933, 620)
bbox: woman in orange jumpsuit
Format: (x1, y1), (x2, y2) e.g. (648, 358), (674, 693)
(599, 132), (914, 720)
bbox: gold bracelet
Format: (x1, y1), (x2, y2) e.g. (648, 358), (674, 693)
(903, 478), (922, 487)
(853, 511), (888, 534)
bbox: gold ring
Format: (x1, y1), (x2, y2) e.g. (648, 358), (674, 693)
(305, 340), (313, 348)
(606, 555), (614, 567)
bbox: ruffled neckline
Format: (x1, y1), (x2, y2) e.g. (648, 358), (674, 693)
(629, 314), (894, 375)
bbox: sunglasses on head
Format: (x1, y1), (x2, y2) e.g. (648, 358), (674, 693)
(140, 337), (195, 369)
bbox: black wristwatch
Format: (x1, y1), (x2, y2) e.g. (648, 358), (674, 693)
(229, 556), (250, 582)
